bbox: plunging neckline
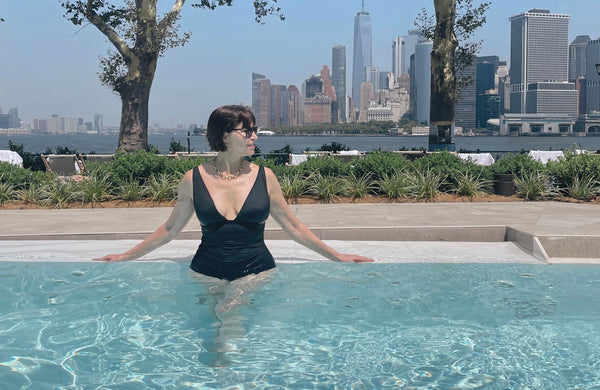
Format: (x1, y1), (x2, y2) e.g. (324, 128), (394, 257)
(197, 165), (260, 222)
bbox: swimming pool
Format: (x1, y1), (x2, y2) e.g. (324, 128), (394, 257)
(1, 259), (599, 389)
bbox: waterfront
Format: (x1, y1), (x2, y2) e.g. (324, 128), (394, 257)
(2, 133), (600, 155)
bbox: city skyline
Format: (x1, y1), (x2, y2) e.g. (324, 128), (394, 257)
(1, 0), (599, 128)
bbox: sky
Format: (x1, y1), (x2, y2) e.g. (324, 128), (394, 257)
(1, 0), (599, 128)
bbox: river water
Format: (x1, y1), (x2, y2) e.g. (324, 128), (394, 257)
(2, 133), (600, 155)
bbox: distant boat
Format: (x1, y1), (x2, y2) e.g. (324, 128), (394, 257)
(257, 130), (275, 136)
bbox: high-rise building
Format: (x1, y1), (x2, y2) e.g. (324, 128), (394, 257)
(586, 39), (600, 114)
(392, 37), (404, 84)
(526, 81), (578, 115)
(352, 9), (372, 109)
(401, 30), (421, 75)
(475, 56), (499, 127)
(8, 108), (19, 129)
(93, 114), (103, 133)
(320, 65), (338, 123)
(414, 40), (432, 124)
(303, 75), (323, 99)
(569, 35), (591, 82)
(358, 81), (374, 123)
(455, 64), (477, 129)
(365, 66), (379, 92)
(303, 95), (332, 125)
(332, 45), (346, 122)
(509, 9), (571, 113)
(287, 85), (302, 126)
(252, 72), (271, 128)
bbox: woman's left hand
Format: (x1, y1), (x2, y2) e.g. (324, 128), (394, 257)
(336, 253), (375, 263)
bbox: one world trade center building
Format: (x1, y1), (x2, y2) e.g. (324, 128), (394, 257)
(352, 9), (372, 115)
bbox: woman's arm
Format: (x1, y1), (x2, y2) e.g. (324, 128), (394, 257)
(94, 170), (196, 262)
(265, 167), (373, 263)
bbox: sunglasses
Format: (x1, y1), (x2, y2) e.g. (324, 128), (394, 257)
(234, 127), (258, 138)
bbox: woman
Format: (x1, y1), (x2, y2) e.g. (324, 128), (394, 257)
(95, 105), (374, 274)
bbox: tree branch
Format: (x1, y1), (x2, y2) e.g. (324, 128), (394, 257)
(84, 0), (133, 60)
(158, 0), (186, 32)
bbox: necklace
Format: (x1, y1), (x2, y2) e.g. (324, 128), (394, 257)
(212, 158), (245, 180)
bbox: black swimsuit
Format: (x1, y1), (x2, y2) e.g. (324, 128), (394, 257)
(190, 165), (276, 280)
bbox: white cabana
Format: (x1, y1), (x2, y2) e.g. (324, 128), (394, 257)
(528, 150), (564, 164)
(457, 153), (495, 166)
(0, 150), (23, 167)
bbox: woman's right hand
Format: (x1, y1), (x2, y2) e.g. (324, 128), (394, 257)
(93, 253), (131, 262)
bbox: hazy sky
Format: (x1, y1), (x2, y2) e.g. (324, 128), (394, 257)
(1, 0), (599, 128)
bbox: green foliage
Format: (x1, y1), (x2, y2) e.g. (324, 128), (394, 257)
(296, 156), (351, 178)
(40, 180), (78, 208)
(352, 151), (410, 181)
(0, 162), (52, 189)
(144, 173), (180, 203)
(77, 175), (112, 207)
(377, 171), (412, 199)
(0, 181), (15, 204)
(514, 171), (559, 201)
(489, 152), (543, 177)
(264, 144), (293, 166)
(408, 170), (446, 200)
(307, 173), (347, 202)
(169, 138), (188, 153)
(545, 150), (600, 188)
(117, 179), (145, 203)
(278, 172), (308, 201)
(318, 142), (349, 153)
(344, 172), (377, 199)
(15, 184), (43, 205)
(565, 174), (599, 201)
(453, 170), (493, 198)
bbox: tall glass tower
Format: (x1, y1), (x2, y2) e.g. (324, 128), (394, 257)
(352, 9), (372, 111)
(509, 9), (570, 113)
(332, 45), (346, 122)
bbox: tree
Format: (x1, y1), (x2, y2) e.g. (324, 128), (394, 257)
(61, 0), (283, 152)
(415, 0), (489, 150)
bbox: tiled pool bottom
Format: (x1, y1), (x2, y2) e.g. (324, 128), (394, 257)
(2, 241), (599, 389)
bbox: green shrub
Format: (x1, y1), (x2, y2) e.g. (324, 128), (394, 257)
(344, 171), (377, 199)
(377, 171), (412, 199)
(0, 162), (52, 189)
(307, 173), (347, 202)
(77, 175), (112, 207)
(514, 171), (559, 201)
(40, 180), (78, 208)
(279, 171), (308, 201)
(15, 184), (42, 205)
(566, 174), (599, 200)
(351, 151), (410, 181)
(407, 170), (446, 200)
(117, 179), (145, 203)
(545, 150), (600, 189)
(0, 181), (15, 204)
(144, 173), (180, 203)
(452, 170), (493, 198)
(490, 152), (544, 177)
(295, 156), (351, 178)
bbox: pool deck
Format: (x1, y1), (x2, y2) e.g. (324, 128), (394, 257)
(1, 201), (599, 264)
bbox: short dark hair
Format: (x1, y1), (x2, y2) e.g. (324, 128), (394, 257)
(206, 105), (256, 152)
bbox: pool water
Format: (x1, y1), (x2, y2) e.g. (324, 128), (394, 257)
(1, 262), (599, 389)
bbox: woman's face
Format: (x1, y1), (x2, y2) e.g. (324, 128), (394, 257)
(224, 122), (258, 156)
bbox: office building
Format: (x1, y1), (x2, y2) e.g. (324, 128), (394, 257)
(509, 9), (571, 113)
(332, 45), (346, 122)
(93, 114), (103, 133)
(303, 94), (331, 125)
(476, 56), (500, 127)
(352, 8), (372, 108)
(586, 38), (600, 114)
(8, 108), (19, 129)
(414, 40), (432, 124)
(287, 85), (302, 126)
(365, 66), (379, 92)
(455, 64), (477, 129)
(569, 35), (591, 82)
(525, 81), (578, 115)
(401, 30), (421, 75)
(252, 73), (271, 128)
(392, 37), (404, 84)
(357, 82), (374, 122)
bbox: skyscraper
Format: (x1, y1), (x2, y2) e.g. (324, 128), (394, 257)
(252, 72), (271, 128)
(569, 35), (591, 82)
(414, 40), (432, 124)
(93, 114), (103, 133)
(586, 39), (600, 114)
(392, 37), (404, 84)
(332, 45), (346, 122)
(509, 9), (571, 113)
(352, 8), (372, 109)
(401, 30), (420, 75)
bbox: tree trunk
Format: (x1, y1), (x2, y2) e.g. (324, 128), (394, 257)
(429, 0), (458, 150)
(117, 78), (152, 152)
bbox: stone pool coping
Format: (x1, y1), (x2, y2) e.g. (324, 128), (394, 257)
(1, 202), (599, 264)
